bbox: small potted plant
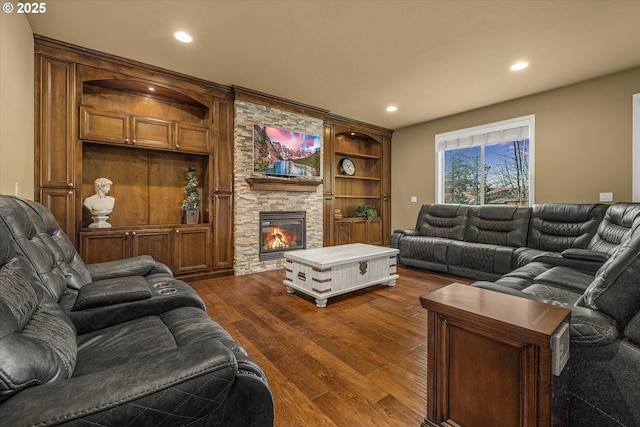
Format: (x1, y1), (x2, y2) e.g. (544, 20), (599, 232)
(352, 204), (378, 222)
(181, 166), (200, 224)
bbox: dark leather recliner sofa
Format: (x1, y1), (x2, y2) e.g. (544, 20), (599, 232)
(393, 202), (640, 426)
(391, 202), (608, 281)
(0, 195), (274, 426)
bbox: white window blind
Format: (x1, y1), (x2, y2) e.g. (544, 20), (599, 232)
(436, 125), (529, 152)
(436, 116), (532, 152)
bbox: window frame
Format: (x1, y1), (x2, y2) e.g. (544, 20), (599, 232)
(435, 114), (535, 205)
(633, 93), (640, 202)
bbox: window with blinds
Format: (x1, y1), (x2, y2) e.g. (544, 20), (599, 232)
(435, 115), (535, 205)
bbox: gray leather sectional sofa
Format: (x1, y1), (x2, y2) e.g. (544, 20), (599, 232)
(392, 202), (640, 426)
(0, 195), (274, 426)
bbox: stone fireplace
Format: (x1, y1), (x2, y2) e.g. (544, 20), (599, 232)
(259, 211), (306, 261)
(233, 98), (324, 275)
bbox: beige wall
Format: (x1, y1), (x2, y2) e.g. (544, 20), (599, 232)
(0, 13), (34, 198)
(391, 67), (640, 231)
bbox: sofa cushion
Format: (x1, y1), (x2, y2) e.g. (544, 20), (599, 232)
(623, 311), (640, 345)
(0, 196), (91, 301)
(533, 266), (594, 294)
(0, 237), (77, 403)
(415, 204), (468, 240)
(463, 205), (531, 247)
(520, 283), (582, 306)
(399, 236), (449, 265)
(526, 203), (606, 252)
(512, 247), (556, 268)
(447, 241), (515, 279)
(588, 202), (640, 254)
(578, 217), (640, 326)
(74, 306), (239, 376)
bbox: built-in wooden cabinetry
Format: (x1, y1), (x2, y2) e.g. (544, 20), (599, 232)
(323, 115), (393, 247)
(34, 36), (233, 280)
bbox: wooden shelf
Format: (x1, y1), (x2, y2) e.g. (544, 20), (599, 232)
(245, 175), (323, 192)
(335, 194), (381, 199)
(335, 151), (380, 160)
(335, 175), (381, 181)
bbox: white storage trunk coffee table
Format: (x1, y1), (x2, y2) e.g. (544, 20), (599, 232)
(283, 243), (399, 307)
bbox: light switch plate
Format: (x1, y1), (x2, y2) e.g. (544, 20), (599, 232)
(411, 196), (417, 203)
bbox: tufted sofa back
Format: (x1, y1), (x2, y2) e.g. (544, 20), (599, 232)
(0, 227), (77, 404)
(587, 202), (640, 255)
(464, 205), (531, 248)
(579, 215), (640, 327)
(415, 204), (469, 240)
(0, 196), (92, 302)
(527, 203), (607, 252)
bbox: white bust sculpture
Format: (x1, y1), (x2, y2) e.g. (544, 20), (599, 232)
(84, 177), (115, 228)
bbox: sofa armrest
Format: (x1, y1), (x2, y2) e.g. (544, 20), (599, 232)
(86, 255), (173, 282)
(0, 339), (239, 426)
(393, 229), (419, 237)
(532, 249), (609, 273)
(71, 276), (151, 310)
(390, 229), (419, 249)
(569, 305), (619, 346)
(561, 248), (610, 263)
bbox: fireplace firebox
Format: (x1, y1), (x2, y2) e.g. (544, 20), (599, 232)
(259, 211), (306, 261)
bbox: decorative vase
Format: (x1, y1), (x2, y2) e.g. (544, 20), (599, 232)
(184, 209), (199, 224)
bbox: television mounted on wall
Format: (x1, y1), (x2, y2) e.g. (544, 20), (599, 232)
(253, 124), (321, 178)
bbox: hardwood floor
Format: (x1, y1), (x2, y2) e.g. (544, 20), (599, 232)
(190, 266), (472, 427)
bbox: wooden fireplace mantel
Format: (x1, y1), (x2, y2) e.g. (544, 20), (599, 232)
(245, 176), (322, 192)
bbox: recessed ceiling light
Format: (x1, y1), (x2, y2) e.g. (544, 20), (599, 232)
(174, 31), (193, 43)
(148, 87), (155, 92)
(386, 106), (398, 112)
(510, 61), (529, 71)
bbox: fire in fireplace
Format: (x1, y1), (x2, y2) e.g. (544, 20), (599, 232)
(259, 211), (306, 261)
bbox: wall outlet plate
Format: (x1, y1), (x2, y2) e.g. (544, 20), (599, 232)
(599, 192), (613, 202)
(411, 196), (417, 203)
(551, 322), (570, 376)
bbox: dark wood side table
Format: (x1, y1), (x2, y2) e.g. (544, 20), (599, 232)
(420, 283), (571, 427)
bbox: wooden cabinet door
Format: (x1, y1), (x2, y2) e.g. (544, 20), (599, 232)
(40, 188), (76, 245)
(37, 56), (76, 189)
(80, 105), (129, 144)
(350, 219), (367, 243)
(131, 228), (174, 269)
(79, 230), (131, 264)
(132, 116), (173, 150)
(334, 220), (352, 245)
(211, 97), (233, 270)
(175, 122), (211, 153)
(213, 193), (233, 270)
(381, 136), (392, 246)
(366, 218), (383, 245)
(334, 219), (371, 245)
(174, 226), (211, 274)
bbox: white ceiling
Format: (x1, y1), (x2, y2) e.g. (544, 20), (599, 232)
(27, 0), (640, 130)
